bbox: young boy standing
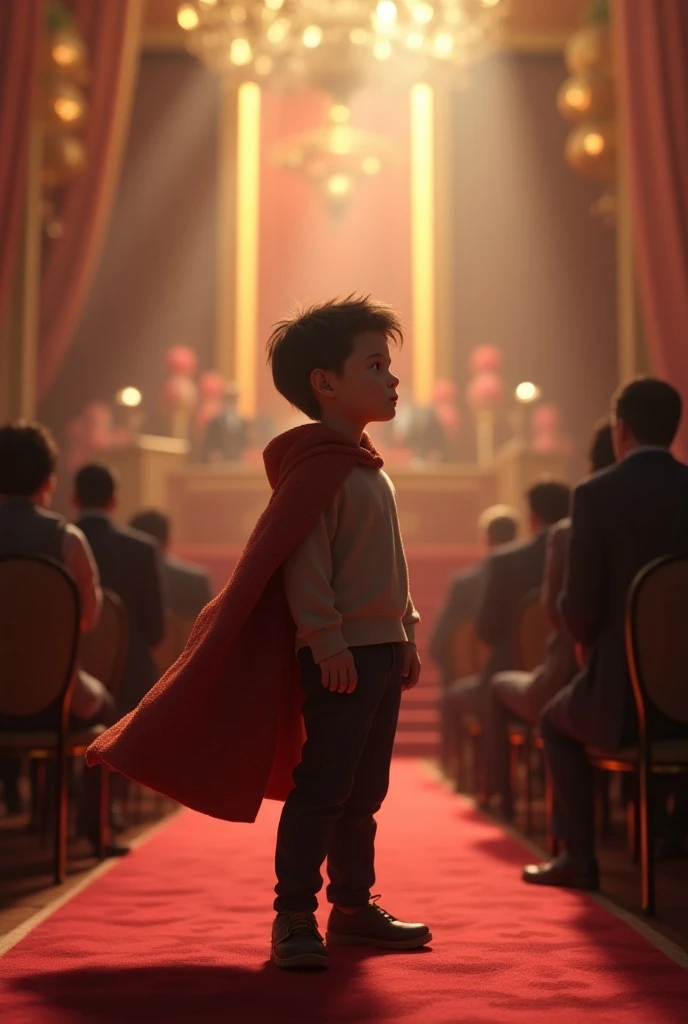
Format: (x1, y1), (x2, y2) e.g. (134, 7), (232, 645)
(267, 297), (431, 969)
(87, 296), (431, 971)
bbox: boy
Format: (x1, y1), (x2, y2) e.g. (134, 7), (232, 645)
(87, 297), (431, 969)
(267, 297), (431, 969)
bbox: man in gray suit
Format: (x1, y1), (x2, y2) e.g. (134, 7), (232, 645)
(484, 420), (616, 818)
(129, 509), (213, 621)
(430, 507), (520, 774)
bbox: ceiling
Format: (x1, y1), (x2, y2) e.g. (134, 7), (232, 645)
(143, 0), (591, 51)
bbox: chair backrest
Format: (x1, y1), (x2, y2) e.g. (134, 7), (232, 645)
(0, 555), (80, 719)
(449, 619), (487, 679)
(514, 588), (550, 672)
(79, 588), (130, 697)
(154, 609), (185, 677)
(627, 554), (688, 727)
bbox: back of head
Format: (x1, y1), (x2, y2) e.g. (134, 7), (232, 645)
(0, 422), (58, 498)
(614, 377), (682, 449)
(478, 505), (520, 548)
(129, 509), (170, 546)
(527, 478), (571, 529)
(588, 417), (616, 474)
(266, 295), (403, 421)
(74, 463), (117, 509)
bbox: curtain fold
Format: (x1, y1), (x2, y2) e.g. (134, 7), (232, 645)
(615, 0), (688, 459)
(0, 0), (43, 326)
(38, 0), (144, 400)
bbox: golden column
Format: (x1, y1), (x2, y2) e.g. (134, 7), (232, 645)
(410, 84), (436, 407)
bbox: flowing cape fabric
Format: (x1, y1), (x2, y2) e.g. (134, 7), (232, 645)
(86, 424), (383, 822)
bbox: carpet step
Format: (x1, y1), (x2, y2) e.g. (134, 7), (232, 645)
(397, 709), (438, 731)
(393, 731), (439, 756)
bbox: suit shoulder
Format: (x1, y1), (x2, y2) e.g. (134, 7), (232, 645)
(165, 555), (210, 582)
(115, 523), (160, 554)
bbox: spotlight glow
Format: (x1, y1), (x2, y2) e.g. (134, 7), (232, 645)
(515, 382), (541, 404)
(230, 37), (253, 65)
(116, 387), (143, 408)
(303, 25), (323, 48)
(327, 173), (352, 197)
(177, 4), (199, 30)
(583, 131), (605, 156)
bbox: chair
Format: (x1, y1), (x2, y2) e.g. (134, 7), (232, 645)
(586, 554), (688, 916)
(0, 555), (110, 883)
(507, 589), (549, 833)
(80, 588), (129, 697)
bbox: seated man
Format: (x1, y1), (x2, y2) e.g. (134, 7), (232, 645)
(129, 509), (213, 621)
(73, 465), (165, 715)
(0, 423), (124, 853)
(484, 420), (616, 818)
(442, 480), (571, 791)
(524, 378), (688, 890)
(430, 506), (520, 772)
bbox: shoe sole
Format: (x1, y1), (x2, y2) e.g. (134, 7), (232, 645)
(522, 875), (598, 891)
(326, 929), (432, 950)
(271, 950), (329, 970)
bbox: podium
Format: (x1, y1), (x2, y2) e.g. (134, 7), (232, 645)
(105, 435), (189, 527)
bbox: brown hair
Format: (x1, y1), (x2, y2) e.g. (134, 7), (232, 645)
(266, 295), (404, 420)
(0, 422), (58, 496)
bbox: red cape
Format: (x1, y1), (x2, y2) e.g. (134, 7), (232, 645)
(86, 424), (383, 823)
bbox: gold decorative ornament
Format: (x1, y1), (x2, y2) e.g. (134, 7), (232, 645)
(564, 122), (616, 181)
(556, 71), (615, 123)
(564, 22), (613, 76)
(41, 132), (87, 190)
(45, 75), (88, 130)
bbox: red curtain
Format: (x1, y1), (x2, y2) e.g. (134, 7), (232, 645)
(0, 0), (42, 326)
(38, 0), (143, 400)
(615, 1), (688, 459)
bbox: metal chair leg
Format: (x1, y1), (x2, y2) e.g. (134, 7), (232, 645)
(54, 750), (68, 885)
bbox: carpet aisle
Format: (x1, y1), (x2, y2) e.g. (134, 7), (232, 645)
(1, 760), (687, 1023)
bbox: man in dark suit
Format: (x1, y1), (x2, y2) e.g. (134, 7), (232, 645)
(129, 509), (213, 621)
(524, 378), (688, 890)
(484, 420), (616, 818)
(74, 465), (165, 715)
(431, 506), (520, 773)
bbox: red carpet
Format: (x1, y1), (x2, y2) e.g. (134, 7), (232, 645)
(2, 760), (687, 1023)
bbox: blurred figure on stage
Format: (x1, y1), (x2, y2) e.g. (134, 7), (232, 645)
(204, 383), (249, 463)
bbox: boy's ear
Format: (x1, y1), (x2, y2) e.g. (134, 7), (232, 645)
(310, 369), (335, 396)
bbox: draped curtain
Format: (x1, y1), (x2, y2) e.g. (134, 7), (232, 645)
(0, 0), (43, 326)
(38, 0), (143, 400)
(615, 0), (688, 460)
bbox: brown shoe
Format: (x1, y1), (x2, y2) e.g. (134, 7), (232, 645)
(271, 912), (328, 970)
(326, 896), (432, 950)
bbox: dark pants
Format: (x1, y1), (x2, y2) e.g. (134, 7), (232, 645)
(274, 642), (403, 913)
(484, 671), (539, 815)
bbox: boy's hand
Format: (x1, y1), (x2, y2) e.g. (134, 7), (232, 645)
(401, 643), (421, 691)
(319, 649), (358, 694)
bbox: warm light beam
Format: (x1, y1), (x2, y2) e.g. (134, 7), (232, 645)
(235, 82), (261, 419)
(410, 83), (435, 406)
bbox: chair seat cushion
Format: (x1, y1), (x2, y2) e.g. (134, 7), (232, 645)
(0, 724), (106, 752)
(586, 738), (688, 765)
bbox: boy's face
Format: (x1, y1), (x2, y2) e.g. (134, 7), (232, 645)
(314, 331), (400, 425)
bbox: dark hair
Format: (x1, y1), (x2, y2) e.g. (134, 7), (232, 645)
(266, 295), (404, 420)
(129, 509), (170, 546)
(74, 463), (117, 508)
(588, 417), (616, 473)
(526, 479), (571, 526)
(0, 422), (58, 497)
(478, 505), (519, 546)
(614, 377), (682, 447)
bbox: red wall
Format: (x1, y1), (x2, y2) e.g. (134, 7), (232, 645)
(257, 88), (413, 422)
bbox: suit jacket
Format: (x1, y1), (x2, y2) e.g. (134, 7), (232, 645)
(429, 562), (485, 685)
(527, 519), (578, 712)
(77, 514), (165, 713)
(561, 449), (688, 749)
(476, 531), (549, 682)
(162, 554), (213, 619)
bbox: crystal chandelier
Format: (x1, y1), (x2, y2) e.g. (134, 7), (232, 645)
(176, 0), (508, 96)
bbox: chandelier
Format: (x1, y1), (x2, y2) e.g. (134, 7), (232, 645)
(176, 0), (508, 96)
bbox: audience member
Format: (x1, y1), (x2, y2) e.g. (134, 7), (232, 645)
(524, 378), (688, 890)
(129, 509), (212, 620)
(74, 465), (165, 715)
(204, 383), (248, 462)
(431, 507), (519, 771)
(0, 423), (123, 852)
(484, 420), (616, 818)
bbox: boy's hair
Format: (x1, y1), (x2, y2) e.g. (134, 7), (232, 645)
(613, 377), (682, 448)
(526, 479), (571, 526)
(266, 295), (404, 420)
(0, 422), (58, 497)
(588, 416), (616, 473)
(74, 463), (118, 508)
(129, 509), (170, 546)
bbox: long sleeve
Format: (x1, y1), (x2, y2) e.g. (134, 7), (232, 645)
(283, 509), (348, 664)
(139, 543), (166, 648)
(62, 525), (102, 633)
(542, 523), (569, 630)
(560, 485), (606, 647)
